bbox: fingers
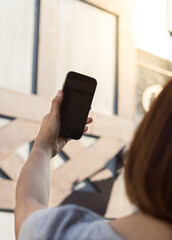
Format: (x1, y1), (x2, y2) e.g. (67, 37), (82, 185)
(59, 138), (68, 149)
(82, 117), (93, 133)
(86, 117), (93, 125)
(50, 90), (63, 116)
(83, 126), (88, 133)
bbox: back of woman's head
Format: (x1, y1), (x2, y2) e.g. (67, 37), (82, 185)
(125, 79), (172, 223)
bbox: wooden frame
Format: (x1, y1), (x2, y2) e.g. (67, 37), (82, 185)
(0, 88), (134, 209)
(0, 0), (136, 213)
(37, 0), (137, 119)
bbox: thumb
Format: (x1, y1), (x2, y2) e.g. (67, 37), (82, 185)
(50, 90), (63, 117)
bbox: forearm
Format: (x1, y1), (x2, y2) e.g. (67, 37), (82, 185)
(16, 145), (51, 207)
(14, 91), (92, 238)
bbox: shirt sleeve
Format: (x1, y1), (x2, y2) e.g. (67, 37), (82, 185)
(18, 204), (118, 240)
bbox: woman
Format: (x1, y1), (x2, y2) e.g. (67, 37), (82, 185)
(15, 80), (172, 240)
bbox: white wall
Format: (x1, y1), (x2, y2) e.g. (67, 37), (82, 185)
(0, 0), (34, 93)
(0, 1), (35, 239)
(134, 0), (170, 60)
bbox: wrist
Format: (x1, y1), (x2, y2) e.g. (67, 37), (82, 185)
(32, 139), (53, 159)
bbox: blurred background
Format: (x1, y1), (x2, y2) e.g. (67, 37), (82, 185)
(0, 0), (172, 239)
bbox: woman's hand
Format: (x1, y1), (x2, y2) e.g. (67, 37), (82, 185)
(33, 90), (92, 158)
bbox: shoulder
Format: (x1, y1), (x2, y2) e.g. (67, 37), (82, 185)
(18, 204), (120, 240)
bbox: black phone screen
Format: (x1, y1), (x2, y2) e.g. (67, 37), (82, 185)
(60, 72), (97, 139)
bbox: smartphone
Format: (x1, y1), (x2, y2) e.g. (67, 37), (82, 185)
(59, 71), (97, 140)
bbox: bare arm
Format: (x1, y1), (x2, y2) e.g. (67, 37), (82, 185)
(14, 90), (92, 238)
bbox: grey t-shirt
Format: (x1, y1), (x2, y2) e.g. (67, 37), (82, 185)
(18, 204), (125, 240)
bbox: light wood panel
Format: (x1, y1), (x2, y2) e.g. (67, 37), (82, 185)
(84, 0), (137, 120)
(37, 0), (61, 98)
(0, 87), (134, 210)
(37, 0), (136, 119)
(0, 119), (40, 160)
(63, 140), (86, 159)
(138, 60), (172, 77)
(50, 137), (124, 205)
(0, 153), (25, 180)
(90, 168), (113, 182)
(0, 88), (50, 121)
(105, 170), (133, 218)
(88, 112), (134, 142)
(0, 180), (16, 210)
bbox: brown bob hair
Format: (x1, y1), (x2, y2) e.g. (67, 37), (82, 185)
(125, 79), (172, 223)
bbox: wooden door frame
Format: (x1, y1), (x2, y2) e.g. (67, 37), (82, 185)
(37, 0), (137, 120)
